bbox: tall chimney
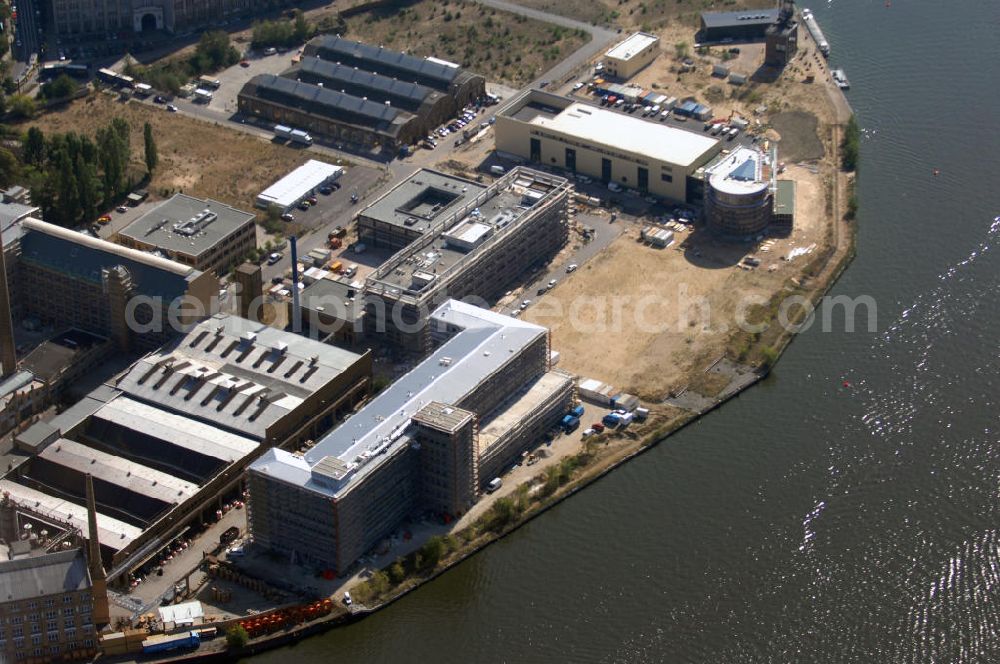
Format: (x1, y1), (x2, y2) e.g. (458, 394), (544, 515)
(0, 227), (17, 377)
(85, 474), (111, 627)
(290, 236), (302, 334)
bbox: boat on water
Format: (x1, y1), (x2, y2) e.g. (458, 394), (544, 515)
(832, 69), (850, 89)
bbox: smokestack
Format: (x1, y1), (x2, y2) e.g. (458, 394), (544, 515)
(290, 236), (302, 333)
(0, 227), (16, 378)
(84, 474), (110, 627)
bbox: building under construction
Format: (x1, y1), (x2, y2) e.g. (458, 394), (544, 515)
(247, 300), (574, 575)
(3, 313), (371, 582)
(364, 167), (571, 354)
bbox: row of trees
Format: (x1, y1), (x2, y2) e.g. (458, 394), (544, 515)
(125, 31), (240, 95)
(251, 11), (314, 49)
(18, 119), (158, 227)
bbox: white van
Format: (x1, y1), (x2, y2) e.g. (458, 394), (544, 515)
(489, 165), (506, 176)
(486, 477), (503, 493)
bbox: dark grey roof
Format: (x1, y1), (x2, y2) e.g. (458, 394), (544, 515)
(0, 548), (90, 603)
(700, 8), (779, 29)
(304, 36), (459, 91)
(294, 57), (437, 113)
(243, 75), (402, 133)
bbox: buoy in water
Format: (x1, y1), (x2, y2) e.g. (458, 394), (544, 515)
(933, 169), (940, 176)
(842, 380), (851, 388)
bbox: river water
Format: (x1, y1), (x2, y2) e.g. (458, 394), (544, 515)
(252, 3), (1000, 662)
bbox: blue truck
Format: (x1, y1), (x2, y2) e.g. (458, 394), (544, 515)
(602, 412), (622, 428)
(561, 414), (581, 432)
(570, 405), (585, 418)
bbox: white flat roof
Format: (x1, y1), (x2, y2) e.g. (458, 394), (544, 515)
(257, 160), (343, 210)
(707, 146), (770, 195)
(606, 32), (659, 62)
(530, 102), (720, 168)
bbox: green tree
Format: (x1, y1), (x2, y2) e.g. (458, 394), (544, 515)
(674, 41), (689, 59)
(143, 122), (158, 173)
(418, 536), (446, 570)
(8, 94), (35, 119)
(53, 150), (81, 226)
(225, 625), (249, 649)
(40, 74), (78, 100)
(22, 127), (45, 166)
(293, 11), (311, 42)
(192, 30), (239, 73)
(74, 152), (101, 223)
(0, 147), (18, 188)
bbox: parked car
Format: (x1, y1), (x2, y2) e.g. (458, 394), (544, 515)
(319, 185), (333, 195)
(166, 104), (178, 112)
(116, 205), (128, 213)
(153, 95), (166, 104)
(297, 201), (311, 210)
(486, 477), (503, 493)
(280, 213), (294, 222)
(566, 263), (578, 273)
(267, 252), (283, 265)
(240, 59), (251, 67)
(307, 196), (317, 205)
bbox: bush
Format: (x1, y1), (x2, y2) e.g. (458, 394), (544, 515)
(760, 346), (779, 369)
(225, 625), (249, 649)
(40, 74), (78, 100)
(841, 115), (860, 172)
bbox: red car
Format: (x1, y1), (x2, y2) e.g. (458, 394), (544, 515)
(592, 422), (605, 433)
(240, 60), (251, 67)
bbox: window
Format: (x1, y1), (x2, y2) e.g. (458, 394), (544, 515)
(63, 608), (73, 617)
(31, 634), (41, 645)
(45, 611), (55, 619)
(49, 645), (60, 655)
(64, 619), (74, 629)
(84, 639), (93, 648)
(661, 173), (673, 182)
(44, 600), (54, 608)
(63, 596), (73, 605)
(12, 626), (23, 638)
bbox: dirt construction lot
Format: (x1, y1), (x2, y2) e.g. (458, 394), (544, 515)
(19, 92), (310, 212)
(525, 165), (827, 401)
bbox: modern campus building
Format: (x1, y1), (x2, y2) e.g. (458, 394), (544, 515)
(298, 168), (569, 352)
(704, 146), (776, 238)
(698, 7), (781, 43)
(603, 32), (660, 79)
(115, 194), (257, 276)
(363, 167), (571, 353)
(4, 313), (371, 581)
(496, 90), (722, 203)
(0, 548), (100, 663)
(51, 0), (259, 37)
(247, 300), (573, 575)
(13, 219), (216, 353)
(238, 36), (486, 152)
(256, 160), (343, 213)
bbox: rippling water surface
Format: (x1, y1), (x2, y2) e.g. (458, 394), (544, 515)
(253, 3), (1000, 662)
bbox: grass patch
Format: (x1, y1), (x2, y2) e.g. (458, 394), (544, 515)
(17, 93), (310, 212)
(341, 0), (588, 88)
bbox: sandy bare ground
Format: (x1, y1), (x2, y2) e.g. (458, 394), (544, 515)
(524, 164), (828, 401)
